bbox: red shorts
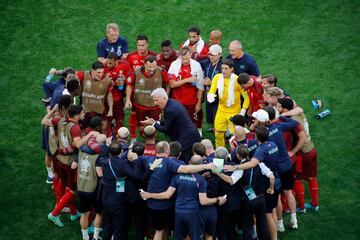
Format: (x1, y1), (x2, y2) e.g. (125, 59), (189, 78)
(56, 159), (77, 191)
(51, 155), (60, 175)
(183, 105), (203, 128)
(108, 99), (125, 126)
(295, 148), (317, 179)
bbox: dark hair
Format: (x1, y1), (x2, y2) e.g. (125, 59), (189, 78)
(68, 105), (84, 118)
(236, 144), (249, 159)
(231, 114), (246, 127)
(188, 26), (201, 35)
(107, 52), (118, 60)
(264, 106), (276, 120)
(92, 61), (104, 70)
(161, 40), (172, 48)
(170, 141), (182, 158)
(222, 59), (234, 69)
(66, 79), (80, 94)
(62, 67), (75, 78)
(58, 95), (72, 113)
(192, 142), (206, 157)
(255, 125), (269, 143)
(137, 35), (148, 42)
(144, 55), (156, 63)
(237, 73), (250, 85)
(278, 97), (294, 110)
(132, 142), (145, 156)
(110, 141), (122, 156)
(262, 74), (277, 86)
(89, 116), (103, 131)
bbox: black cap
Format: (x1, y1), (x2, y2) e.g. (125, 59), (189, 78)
(230, 114), (246, 126)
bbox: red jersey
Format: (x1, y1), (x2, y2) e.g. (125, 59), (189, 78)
(127, 50), (157, 71)
(144, 143), (156, 156)
(247, 76), (264, 113)
(156, 51), (178, 71)
(180, 42), (209, 61)
(104, 60), (131, 101)
(170, 64), (198, 106)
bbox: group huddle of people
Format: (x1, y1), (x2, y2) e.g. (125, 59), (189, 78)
(40, 22), (319, 240)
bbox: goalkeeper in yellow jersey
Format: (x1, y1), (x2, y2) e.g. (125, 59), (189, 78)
(207, 59), (249, 147)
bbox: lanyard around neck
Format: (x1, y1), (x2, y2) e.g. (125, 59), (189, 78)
(108, 158), (118, 179)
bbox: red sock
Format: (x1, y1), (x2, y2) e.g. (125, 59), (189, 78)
(293, 180), (305, 209)
(307, 177), (319, 206)
(55, 180), (66, 204)
(52, 176), (59, 202)
(52, 190), (76, 216)
(129, 111), (137, 139)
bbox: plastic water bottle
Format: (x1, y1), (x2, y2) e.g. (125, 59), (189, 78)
(316, 109), (331, 119)
(311, 100), (319, 109)
(118, 71), (124, 90)
(45, 68), (56, 82)
(191, 73), (197, 86)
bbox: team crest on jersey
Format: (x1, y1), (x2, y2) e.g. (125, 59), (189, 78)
(116, 46), (122, 56)
(138, 78), (145, 85)
(60, 132), (70, 148)
(85, 81), (92, 89)
(133, 60), (139, 65)
(240, 65), (245, 69)
(80, 154), (91, 173)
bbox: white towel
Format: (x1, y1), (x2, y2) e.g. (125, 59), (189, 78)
(217, 73), (236, 107)
(168, 59), (204, 90)
(182, 37), (205, 54)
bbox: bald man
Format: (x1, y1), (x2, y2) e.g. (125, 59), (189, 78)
(227, 40), (260, 76)
(209, 30), (222, 46)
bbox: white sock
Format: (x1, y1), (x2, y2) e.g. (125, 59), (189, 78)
(46, 167), (54, 178)
(277, 219), (283, 225)
(81, 228), (89, 240)
(291, 213), (297, 222)
(93, 227), (101, 239)
(197, 128), (202, 137)
(253, 225), (257, 238)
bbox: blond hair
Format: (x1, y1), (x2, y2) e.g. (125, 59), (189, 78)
(266, 87), (283, 97)
(106, 23), (119, 33)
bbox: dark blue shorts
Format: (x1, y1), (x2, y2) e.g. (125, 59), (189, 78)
(200, 206), (217, 236)
(265, 190), (280, 213)
(174, 212), (203, 240)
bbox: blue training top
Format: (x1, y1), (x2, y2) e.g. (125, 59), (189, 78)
(141, 156), (181, 210)
(96, 37), (128, 59)
(170, 173), (207, 214)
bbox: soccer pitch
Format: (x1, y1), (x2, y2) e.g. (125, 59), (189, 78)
(0, 0), (359, 239)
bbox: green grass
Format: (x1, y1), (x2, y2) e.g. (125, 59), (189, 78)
(0, 0), (359, 239)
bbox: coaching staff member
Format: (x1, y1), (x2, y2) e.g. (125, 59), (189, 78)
(141, 88), (201, 163)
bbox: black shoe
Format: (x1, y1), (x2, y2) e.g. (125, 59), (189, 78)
(207, 128), (214, 133)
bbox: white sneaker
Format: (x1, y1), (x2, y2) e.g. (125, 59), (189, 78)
(290, 220), (298, 230)
(277, 221), (285, 232)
